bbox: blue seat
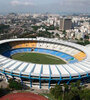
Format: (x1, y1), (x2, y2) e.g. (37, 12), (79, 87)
(2, 47), (78, 64)
(34, 48), (38, 52)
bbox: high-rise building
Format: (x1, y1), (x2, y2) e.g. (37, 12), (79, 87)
(60, 18), (72, 31)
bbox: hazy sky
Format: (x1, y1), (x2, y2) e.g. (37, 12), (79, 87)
(0, 0), (90, 14)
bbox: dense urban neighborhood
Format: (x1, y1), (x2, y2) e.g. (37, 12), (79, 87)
(0, 13), (90, 45)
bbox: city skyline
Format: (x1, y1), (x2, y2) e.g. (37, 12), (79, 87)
(0, 0), (90, 14)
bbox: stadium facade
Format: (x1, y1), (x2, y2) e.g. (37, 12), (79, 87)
(0, 37), (90, 89)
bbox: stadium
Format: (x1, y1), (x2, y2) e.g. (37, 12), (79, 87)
(0, 37), (90, 89)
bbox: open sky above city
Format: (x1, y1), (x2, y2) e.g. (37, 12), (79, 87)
(0, 0), (90, 14)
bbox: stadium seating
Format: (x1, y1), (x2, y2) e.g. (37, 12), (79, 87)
(1, 41), (86, 63)
(36, 42), (81, 56)
(0, 43), (11, 54)
(2, 48), (78, 63)
(73, 52), (86, 61)
(10, 41), (37, 49)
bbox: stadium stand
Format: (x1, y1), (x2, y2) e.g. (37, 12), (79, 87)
(74, 52), (86, 61)
(0, 43), (11, 54)
(10, 41), (37, 49)
(2, 48), (77, 63)
(1, 41), (85, 62)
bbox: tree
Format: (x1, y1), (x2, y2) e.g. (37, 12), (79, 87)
(50, 83), (90, 100)
(76, 80), (81, 89)
(84, 35), (89, 40)
(68, 90), (80, 100)
(0, 24), (10, 33)
(8, 79), (22, 90)
(79, 89), (90, 100)
(50, 84), (63, 99)
(64, 83), (69, 92)
(55, 33), (60, 38)
(50, 87), (55, 95)
(0, 87), (10, 97)
(63, 30), (66, 35)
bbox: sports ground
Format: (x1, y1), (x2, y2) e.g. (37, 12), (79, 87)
(0, 92), (48, 100)
(11, 52), (66, 64)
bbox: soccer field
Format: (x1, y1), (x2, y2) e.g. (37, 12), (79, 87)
(11, 53), (66, 64)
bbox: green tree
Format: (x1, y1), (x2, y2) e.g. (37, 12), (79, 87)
(64, 83), (69, 92)
(76, 80), (81, 89)
(8, 79), (22, 90)
(0, 87), (10, 97)
(79, 89), (90, 100)
(50, 84), (63, 99)
(63, 30), (66, 34)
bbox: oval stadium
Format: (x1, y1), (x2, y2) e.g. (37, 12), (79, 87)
(0, 37), (90, 89)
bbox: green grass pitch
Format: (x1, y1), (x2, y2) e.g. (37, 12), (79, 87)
(11, 52), (66, 64)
